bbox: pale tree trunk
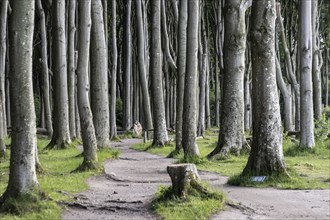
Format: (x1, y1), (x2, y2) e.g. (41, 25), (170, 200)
(299, 0), (315, 148)
(136, 0), (153, 130)
(67, 0), (76, 140)
(150, 0), (168, 146)
(110, 0), (117, 139)
(36, 0), (53, 138)
(1, 0), (39, 202)
(0, 0), (8, 158)
(91, 0), (111, 148)
(325, 49), (329, 107)
(47, 0), (72, 149)
(174, 0), (187, 153)
(76, 0), (98, 170)
(208, 0), (251, 159)
(312, 0), (322, 120)
(276, 56), (293, 132)
(182, 0), (199, 158)
(244, 62), (251, 132)
(242, 0), (287, 176)
(123, 0), (132, 131)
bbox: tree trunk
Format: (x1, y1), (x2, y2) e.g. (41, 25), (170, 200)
(325, 49), (329, 107)
(150, 0), (169, 146)
(76, 0), (98, 171)
(110, 0), (117, 139)
(299, 0), (315, 148)
(242, 0), (287, 176)
(123, 0), (132, 131)
(91, 0), (111, 148)
(312, 0), (322, 120)
(1, 0), (39, 202)
(47, 0), (72, 149)
(0, 0), (8, 159)
(175, 0), (187, 153)
(182, 0), (199, 158)
(67, 0), (77, 140)
(135, 0), (153, 130)
(208, 0), (250, 159)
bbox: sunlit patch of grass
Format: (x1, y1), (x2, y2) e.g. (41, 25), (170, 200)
(0, 136), (119, 219)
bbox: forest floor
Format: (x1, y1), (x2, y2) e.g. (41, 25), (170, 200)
(62, 138), (330, 220)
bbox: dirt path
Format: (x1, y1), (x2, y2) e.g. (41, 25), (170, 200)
(62, 139), (330, 220)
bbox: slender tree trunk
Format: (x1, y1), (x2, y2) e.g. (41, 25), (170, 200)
(208, 0), (250, 159)
(325, 49), (329, 107)
(0, 0), (39, 202)
(244, 63), (251, 132)
(150, 0), (169, 146)
(175, 0), (187, 153)
(123, 0), (132, 131)
(243, 0), (287, 176)
(136, 0), (153, 130)
(312, 0), (322, 119)
(299, 0), (315, 148)
(182, 0), (200, 158)
(110, 0), (117, 139)
(76, 0), (98, 170)
(47, 0), (72, 149)
(91, 0), (111, 148)
(0, 0), (8, 159)
(67, 0), (77, 140)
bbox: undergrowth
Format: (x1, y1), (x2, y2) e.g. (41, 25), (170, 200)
(0, 137), (119, 219)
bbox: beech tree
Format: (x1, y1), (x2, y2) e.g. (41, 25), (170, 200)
(47, 0), (71, 149)
(0, 0), (39, 203)
(182, 0), (199, 158)
(91, 0), (111, 148)
(208, 0), (251, 159)
(150, 0), (169, 146)
(76, 0), (98, 170)
(110, 0), (117, 139)
(242, 0), (287, 176)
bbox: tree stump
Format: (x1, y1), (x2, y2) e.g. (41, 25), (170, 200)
(167, 164), (202, 198)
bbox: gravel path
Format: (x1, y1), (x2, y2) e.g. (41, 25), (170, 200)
(62, 139), (330, 220)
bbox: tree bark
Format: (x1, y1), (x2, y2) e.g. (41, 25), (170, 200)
(208, 0), (250, 159)
(175, 0), (187, 153)
(150, 0), (169, 146)
(67, 0), (77, 140)
(299, 0), (315, 148)
(135, 0), (153, 130)
(312, 0), (322, 120)
(91, 0), (111, 148)
(110, 0), (117, 139)
(47, 0), (72, 149)
(242, 0), (287, 176)
(182, 0), (200, 158)
(76, 0), (98, 170)
(1, 0), (39, 201)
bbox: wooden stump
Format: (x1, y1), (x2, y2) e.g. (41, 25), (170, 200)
(167, 164), (201, 198)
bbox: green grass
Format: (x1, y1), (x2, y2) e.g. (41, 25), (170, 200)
(0, 137), (119, 220)
(132, 134), (330, 189)
(153, 186), (224, 220)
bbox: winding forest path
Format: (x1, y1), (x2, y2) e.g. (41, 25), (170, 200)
(62, 139), (330, 220)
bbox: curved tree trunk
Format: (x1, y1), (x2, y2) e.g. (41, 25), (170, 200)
(208, 0), (250, 159)
(110, 0), (117, 139)
(150, 0), (168, 146)
(135, 0), (153, 130)
(182, 0), (199, 158)
(91, 0), (111, 148)
(1, 0), (39, 201)
(76, 0), (98, 171)
(67, 0), (77, 140)
(175, 0), (187, 153)
(299, 0), (315, 148)
(47, 0), (72, 149)
(242, 0), (287, 176)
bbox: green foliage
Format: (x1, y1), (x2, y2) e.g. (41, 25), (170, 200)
(314, 107), (330, 139)
(116, 98), (123, 126)
(153, 186), (224, 220)
(0, 137), (119, 219)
